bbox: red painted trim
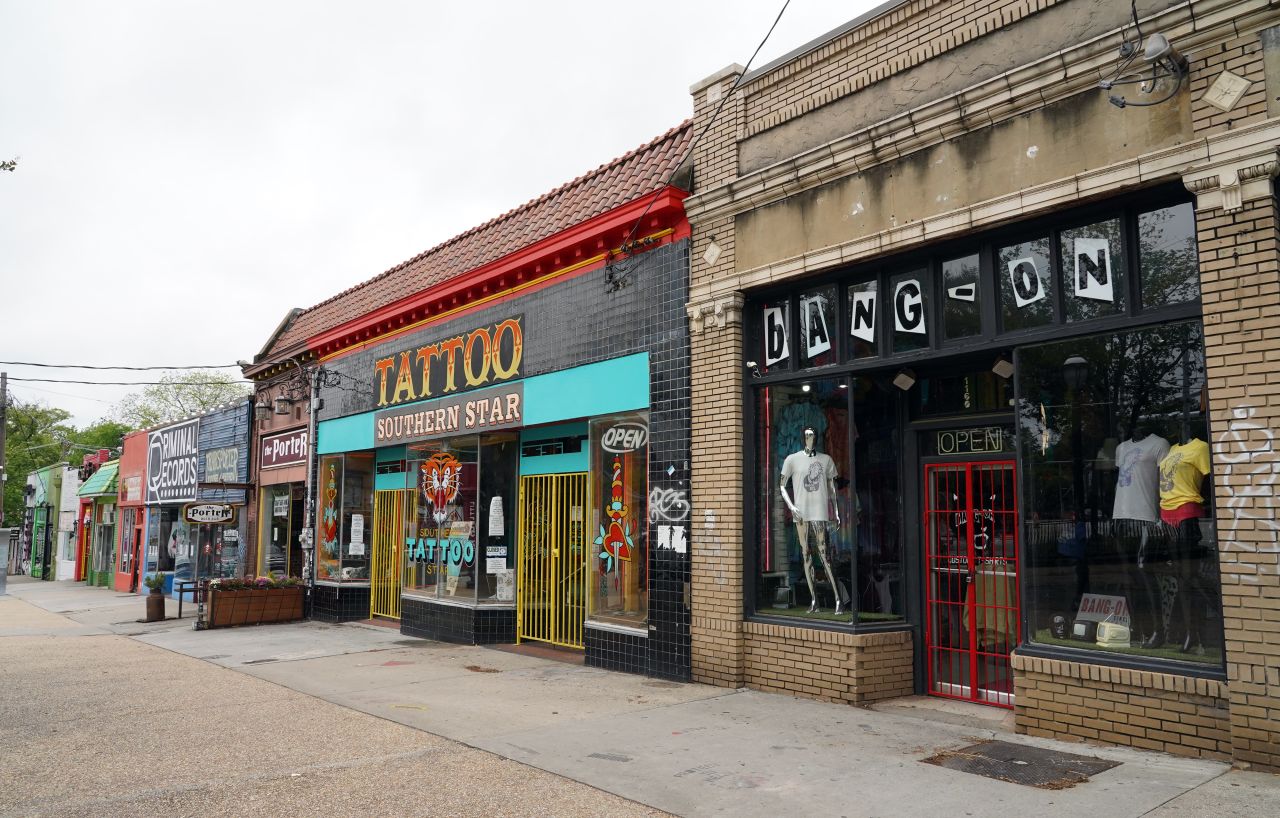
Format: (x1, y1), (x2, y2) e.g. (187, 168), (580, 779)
(306, 187), (689, 358)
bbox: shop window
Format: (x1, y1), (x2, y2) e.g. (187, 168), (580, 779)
(912, 369), (1011, 419)
(259, 484), (295, 577)
(1060, 218), (1126, 322)
(846, 278), (878, 359)
(1139, 203), (1199, 309)
(798, 285), (837, 368)
(850, 377), (904, 622)
(118, 507), (136, 576)
(1018, 321), (1222, 666)
(156, 505), (190, 579)
(477, 432), (519, 603)
(588, 413), (649, 626)
(757, 298), (792, 373)
(941, 254), (982, 341)
(998, 235), (1053, 332)
(754, 377), (854, 622)
(315, 453), (375, 582)
(889, 269), (929, 353)
(403, 437), (479, 601)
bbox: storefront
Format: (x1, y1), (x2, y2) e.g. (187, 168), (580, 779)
(246, 123), (694, 677)
(254, 426), (308, 578)
(115, 431), (147, 593)
(143, 401), (251, 597)
(54, 465), (80, 581)
(23, 464), (62, 581)
(683, 0), (1280, 768)
(77, 459), (118, 588)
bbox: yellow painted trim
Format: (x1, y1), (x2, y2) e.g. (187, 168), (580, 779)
(318, 228), (676, 362)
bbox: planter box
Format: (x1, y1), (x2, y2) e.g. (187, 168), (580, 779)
(207, 587), (304, 628)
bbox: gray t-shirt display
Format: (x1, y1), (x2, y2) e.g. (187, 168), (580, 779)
(781, 450), (837, 522)
(1113, 434), (1170, 523)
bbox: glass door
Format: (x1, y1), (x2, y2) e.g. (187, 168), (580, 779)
(923, 459), (1019, 708)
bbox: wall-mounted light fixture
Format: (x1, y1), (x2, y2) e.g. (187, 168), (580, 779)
(992, 355), (1015, 380)
(1099, 7), (1187, 109)
(892, 369), (917, 391)
(273, 396), (294, 416)
(253, 400), (272, 422)
(745, 360), (762, 378)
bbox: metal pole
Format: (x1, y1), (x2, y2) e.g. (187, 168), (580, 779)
(1, 371), (8, 527)
(302, 364), (319, 594)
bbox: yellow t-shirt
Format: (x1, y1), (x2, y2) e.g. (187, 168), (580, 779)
(1158, 438), (1211, 510)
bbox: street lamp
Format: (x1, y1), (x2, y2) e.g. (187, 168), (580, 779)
(1062, 355), (1089, 391)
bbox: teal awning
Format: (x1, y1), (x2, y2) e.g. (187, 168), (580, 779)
(77, 460), (119, 497)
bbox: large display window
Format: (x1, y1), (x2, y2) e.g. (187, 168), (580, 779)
(588, 412), (649, 626)
(1018, 321), (1222, 665)
(316, 452), (374, 582)
(258, 483), (304, 577)
(402, 437), (479, 601)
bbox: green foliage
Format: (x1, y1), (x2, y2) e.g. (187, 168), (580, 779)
(143, 572), (167, 592)
(2, 400), (75, 527)
(110, 371), (250, 429)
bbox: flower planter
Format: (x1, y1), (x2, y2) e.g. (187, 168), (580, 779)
(207, 587), (304, 628)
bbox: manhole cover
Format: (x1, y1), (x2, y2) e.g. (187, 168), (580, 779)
(921, 740), (1120, 789)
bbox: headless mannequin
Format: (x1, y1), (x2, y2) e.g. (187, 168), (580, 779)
(1157, 432), (1213, 653)
(780, 428), (843, 614)
(1112, 423), (1169, 647)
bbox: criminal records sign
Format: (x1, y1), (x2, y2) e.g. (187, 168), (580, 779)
(146, 418), (200, 503)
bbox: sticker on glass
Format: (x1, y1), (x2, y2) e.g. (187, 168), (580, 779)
(1073, 238), (1114, 303)
(1008, 257), (1046, 307)
(893, 279), (927, 335)
(800, 295), (832, 359)
(763, 306), (789, 365)
(850, 291), (876, 343)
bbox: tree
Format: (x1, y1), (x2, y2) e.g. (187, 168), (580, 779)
(70, 420), (132, 454)
(2, 400), (75, 527)
(110, 371), (250, 428)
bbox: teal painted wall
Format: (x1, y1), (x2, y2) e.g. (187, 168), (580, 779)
(520, 422), (588, 475)
(317, 412), (374, 454)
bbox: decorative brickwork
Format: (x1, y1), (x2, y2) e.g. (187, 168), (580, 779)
(1189, 33), (1269, 136)
(1012, 654), (1231, 760)
(744, 623), (913, 705)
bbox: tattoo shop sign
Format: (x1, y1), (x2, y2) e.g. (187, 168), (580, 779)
(374, 315), (523, 408)
(374, 383), (524, 446)
(146, 418), (199, 504)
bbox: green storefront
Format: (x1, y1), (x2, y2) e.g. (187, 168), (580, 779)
(78, 460), (118, 588)
(25, 464), (63, 580)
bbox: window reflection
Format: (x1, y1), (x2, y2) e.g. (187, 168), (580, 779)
(942, 254), (981, 340)
(1140, 203), (1199, 309)
(1061, 219), (1126, 321)
(999, 236), (1053, 332)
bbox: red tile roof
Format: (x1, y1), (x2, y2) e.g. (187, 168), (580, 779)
(261, 121), (693, 360)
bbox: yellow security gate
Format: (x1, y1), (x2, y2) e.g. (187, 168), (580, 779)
(370, 489), (408, 619)
(517, 473), (588, 649)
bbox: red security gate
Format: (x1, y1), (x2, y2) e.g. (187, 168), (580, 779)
(923, 460), (1019, 708)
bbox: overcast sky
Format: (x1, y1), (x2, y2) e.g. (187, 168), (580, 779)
(1, 1), (878, 426)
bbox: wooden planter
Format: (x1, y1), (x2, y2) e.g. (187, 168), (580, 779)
(207, 587), (304, 628)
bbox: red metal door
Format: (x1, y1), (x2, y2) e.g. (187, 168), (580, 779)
(923, 459), (1019, 708)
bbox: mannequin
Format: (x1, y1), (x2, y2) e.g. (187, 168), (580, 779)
(1113, 423), (1170, 646)
(780, 427), (843, 614)
(1157, 433), (1212, 653)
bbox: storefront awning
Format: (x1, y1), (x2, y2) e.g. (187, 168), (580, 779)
(77, 461), (119, 498)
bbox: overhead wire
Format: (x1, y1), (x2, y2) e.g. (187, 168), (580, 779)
(6, 377), (252, 386)
(0, 361), (241, 370)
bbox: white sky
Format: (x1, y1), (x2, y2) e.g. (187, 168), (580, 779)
(1, 0), (880, 426)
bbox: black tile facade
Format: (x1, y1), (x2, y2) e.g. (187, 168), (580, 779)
(310, 583), (371, 623)
(316, 240), (691, 679)
(400, 597), (516, 644)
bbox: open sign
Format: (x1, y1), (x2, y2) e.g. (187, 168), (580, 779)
(601, 423), (648, 453)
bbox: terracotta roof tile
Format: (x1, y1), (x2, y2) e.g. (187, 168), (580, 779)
(263, 122), (692, 358)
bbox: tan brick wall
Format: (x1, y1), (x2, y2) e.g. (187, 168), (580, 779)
(1012, 654), (1232, 760)
(744, 623), (913, 705)
(1189, 32), (1270, 136)
(1195, 195), (1280, 771)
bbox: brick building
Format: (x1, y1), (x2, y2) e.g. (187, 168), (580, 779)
(244, 125), (695, 678)
(684, 0), (1280, 769)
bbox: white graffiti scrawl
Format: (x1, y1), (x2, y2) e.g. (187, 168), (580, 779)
(648, 486), (690, 522)
(1213, 404), (1280, 576)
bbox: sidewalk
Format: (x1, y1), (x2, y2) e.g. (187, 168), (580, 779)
(5, 577), (1278, 817)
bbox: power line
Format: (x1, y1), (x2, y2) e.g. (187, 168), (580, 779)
(0, 361), (241, 371)
(7, 377), (252, 386)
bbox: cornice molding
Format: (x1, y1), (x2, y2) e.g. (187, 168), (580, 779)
(685, 0), (1274, 224)
(688, 293), (745, 335)
(1184, 153), (1280, 213)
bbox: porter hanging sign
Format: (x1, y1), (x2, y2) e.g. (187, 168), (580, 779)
(146, 418), (199, 504)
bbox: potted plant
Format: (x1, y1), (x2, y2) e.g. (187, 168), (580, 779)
(143, 572), (167, 623)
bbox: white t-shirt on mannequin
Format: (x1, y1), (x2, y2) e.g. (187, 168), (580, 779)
(1113, 434), (1170, 523)
(781, 450), (837, 522)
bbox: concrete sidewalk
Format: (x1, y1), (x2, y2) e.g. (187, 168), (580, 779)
(6, 577), (1278, 817)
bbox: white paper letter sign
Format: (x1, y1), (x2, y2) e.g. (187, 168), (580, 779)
(763, 306), (789, 365)
(1073, 238), (1114, 303)
(850, 291), (876, 343)
(800, 296), (832, 359)
(947, 283), (977, 302)
(1008, 257), (1046, 308)
(894, 280), (926, 335)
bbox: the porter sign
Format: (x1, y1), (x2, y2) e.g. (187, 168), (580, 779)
(260, 428), (308, 469)
(146, 419), (199, 503)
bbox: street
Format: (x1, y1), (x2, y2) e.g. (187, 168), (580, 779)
(2, 577), (1278, 818)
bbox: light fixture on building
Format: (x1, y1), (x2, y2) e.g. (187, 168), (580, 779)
(273, 396), (294, 415)
(745, 360), (762, 378)
(253, 400), (272, 422)
(801, 383), (811, 393)
(1062, 355), (1089, 390)
(1098, 7), (1187, 109)
(992, 355), (1014, 380)
(892, 369), (916, 391)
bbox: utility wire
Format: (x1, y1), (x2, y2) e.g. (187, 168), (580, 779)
(6, 377), (252, 386)
(0, 361), (241, 370)
(616, 0), (792, 255)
